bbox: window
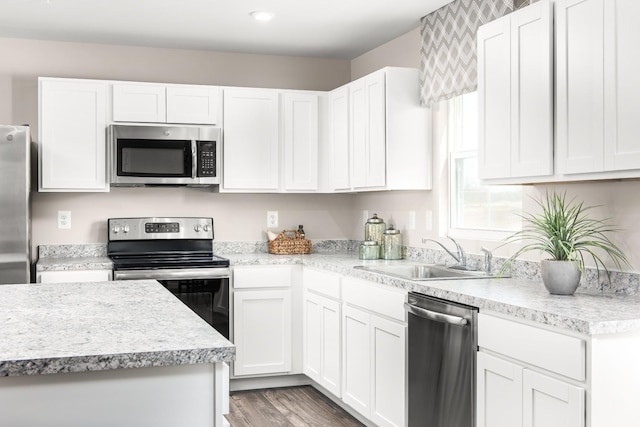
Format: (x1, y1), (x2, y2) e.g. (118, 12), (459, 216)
(448, 92), (522, 237)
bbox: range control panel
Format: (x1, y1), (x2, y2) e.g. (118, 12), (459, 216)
(108, 217), (213, 241)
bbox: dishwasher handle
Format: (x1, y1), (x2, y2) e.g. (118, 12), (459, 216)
(405, 303), (468, 326)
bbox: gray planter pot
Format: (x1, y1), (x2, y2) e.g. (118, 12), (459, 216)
(540, 260), (581, 295)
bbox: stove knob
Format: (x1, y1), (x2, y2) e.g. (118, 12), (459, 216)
(194, 225), (201, 232)
(113, 226), (120, 234)
(203, 224), (210, 232)
(123, 225), (130, 234)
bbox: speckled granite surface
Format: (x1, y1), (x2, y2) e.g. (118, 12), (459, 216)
(35, 243), (640, 336)
(0, 280), (234, 377)
(226, 253), (640, 336)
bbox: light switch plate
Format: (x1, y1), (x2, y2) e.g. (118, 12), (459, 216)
(408, 211), (416, 230)
(58, 210), (71, 229)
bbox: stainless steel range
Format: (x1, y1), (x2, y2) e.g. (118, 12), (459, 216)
(108, 217), (230, 338)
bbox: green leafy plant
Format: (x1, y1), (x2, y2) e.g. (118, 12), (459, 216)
(500, 191), (631, 281)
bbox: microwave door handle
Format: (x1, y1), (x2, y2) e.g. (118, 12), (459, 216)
(191, 140), (198, 178)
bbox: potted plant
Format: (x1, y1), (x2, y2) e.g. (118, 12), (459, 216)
(500, 191), (631, 295)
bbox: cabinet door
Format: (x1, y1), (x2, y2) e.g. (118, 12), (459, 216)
(39, 79), (109, 192)
(320, 297), (341, 397)
(478, 1), (553, 180)
(112, 84), (166, 123)
(283, 92), (318, 191)
(370, 315), (406, 427)
(166, 85), (219, 125)
(510, 0), (553, 178)
(233, 289), (292, 376)
(222, 89), (279, 191)
(350, 79), (367, 189)
(556, 0), (605, 174)
(478, 16), (511, 180)
(329, 86), (350, 191)
(523, 370), (585, 427)
(363, 71), (386, 188)
(477, 352), (523, 427)
(342, 305), (371, 418)
(303, 291), (323, 383)
(603, 0), (640, 171)
(350, 72), (386, 190)
(37, 270), (112, 283)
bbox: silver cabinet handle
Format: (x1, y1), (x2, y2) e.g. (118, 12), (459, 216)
(405, 303), (468, 326)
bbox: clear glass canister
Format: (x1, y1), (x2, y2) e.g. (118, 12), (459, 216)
(359, 240), (380, 260)
(364, 213), (385, 259)
(383, 225), (403, 260)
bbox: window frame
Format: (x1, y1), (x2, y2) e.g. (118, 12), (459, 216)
(446, 92), (521, 241)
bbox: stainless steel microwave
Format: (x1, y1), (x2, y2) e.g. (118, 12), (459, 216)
(109, 124), (220, 186)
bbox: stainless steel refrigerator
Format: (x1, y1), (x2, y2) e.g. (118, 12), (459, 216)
(0, 125), (30, 284)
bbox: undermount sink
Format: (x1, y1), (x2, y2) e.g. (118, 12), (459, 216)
(354, 264), (493, 281)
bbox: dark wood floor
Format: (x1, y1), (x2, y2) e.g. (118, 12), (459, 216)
(226, 386), (365, 427)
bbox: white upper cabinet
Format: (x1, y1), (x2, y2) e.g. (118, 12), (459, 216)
(329, 86), (351, 191)
(478, 0), (553, 182)
(112, 83), (166, 123)
(222, 88), (320, 193)
(556, 0), (640, 177)
(166, 85), (220, 125)
(39, 78), (109, 192)
(328, 67), (431, 192)
(283, 92), (319, 191)
(222, 88), (280, 191)
(112, 83), (219, 124)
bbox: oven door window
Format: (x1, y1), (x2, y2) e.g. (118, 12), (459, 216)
(117, 139), (192, 177)
(159, 278), (229, 339)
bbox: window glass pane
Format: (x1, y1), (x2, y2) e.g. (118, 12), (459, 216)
(449, 92), (522, 234)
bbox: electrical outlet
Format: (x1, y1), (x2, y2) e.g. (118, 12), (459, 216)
(408, 211), (416, 230)
(58, 210), (71, 229)
(267, 211), (279, 228)
(425, 210), (433, 231)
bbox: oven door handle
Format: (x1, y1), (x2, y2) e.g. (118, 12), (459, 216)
(114, 268), (230, 281)
(405, 303), (468, 326)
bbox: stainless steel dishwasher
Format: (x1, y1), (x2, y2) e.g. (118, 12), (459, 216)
(405, 292), (478, 427)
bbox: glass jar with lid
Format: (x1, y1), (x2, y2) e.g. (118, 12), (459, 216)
(382, 225), (403, 260)
(359, 240), (380, 260)
(364, 213), (385, 259)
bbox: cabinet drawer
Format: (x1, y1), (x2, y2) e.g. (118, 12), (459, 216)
(303, 268), (341, 299)
(342, 277), (407, 322)
(479, 313), (586, 381)
(233, 265), (293, 289)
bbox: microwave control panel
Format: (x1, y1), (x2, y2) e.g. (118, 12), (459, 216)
(197, 141), (216, 177)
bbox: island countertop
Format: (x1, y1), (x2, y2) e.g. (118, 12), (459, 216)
(0, 280), (235, 377)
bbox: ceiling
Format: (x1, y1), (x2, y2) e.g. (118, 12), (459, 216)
(0, 0), (452, 59)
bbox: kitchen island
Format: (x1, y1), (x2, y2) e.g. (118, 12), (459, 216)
(0, 279), (235, 427)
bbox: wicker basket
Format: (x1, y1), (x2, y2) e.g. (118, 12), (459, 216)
(268, 230), (312, 255)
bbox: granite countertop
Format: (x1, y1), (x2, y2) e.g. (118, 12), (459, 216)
(35, 250), (640, 336)
(225, 253), (640, 336)
(0, 280), (234, 377)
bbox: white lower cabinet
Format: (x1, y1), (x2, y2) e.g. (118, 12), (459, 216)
(478, 313), (586, 427)
(303, 290), (341, 396)
(341, 277), (407, 427)
(37, 270), (112, 283)
(232, 266), (295, 377)
(478, 352), (584, 427)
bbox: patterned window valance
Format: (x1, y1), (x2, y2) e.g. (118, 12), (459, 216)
(420, 0), (535, 106)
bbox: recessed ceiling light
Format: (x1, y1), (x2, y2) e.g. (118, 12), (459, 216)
(249, 11), (274, 22)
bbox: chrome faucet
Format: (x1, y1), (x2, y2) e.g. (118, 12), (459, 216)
(422, 236), (473, 270)
(481, 247), (493, 274)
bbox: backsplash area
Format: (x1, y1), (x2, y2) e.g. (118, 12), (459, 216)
(37, 242), (639, 295)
